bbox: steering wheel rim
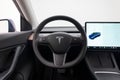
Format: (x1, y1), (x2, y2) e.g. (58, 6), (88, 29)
(33, 15), (87, 68)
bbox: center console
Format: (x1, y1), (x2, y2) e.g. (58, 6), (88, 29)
(86, 51), (120, 80)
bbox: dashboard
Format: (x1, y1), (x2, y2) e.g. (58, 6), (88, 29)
(30, 22), (120, 52)
(28, 22), (120, 80)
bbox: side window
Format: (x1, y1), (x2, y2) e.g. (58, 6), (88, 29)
(0, 0), (20, 33)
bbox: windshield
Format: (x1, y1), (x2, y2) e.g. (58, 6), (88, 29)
(30, 0), (120, 27)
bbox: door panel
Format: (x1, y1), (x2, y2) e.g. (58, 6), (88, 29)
(0, 31), (32, 80)
(0, 31), (32, 49)
(0, 47), (15, 73)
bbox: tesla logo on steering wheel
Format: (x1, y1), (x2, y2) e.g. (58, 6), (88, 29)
(56, 36), (64, 44)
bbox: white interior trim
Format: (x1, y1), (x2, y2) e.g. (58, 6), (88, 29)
(13, 0), (38, 29)
(95, 71), (120, 75)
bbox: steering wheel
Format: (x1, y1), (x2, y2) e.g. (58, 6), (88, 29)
(33, 16), (87, 68)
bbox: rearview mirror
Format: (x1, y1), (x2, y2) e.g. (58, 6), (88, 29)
(0, 19), (15, 33)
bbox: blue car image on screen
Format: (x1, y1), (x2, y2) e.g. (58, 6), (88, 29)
(89, 32), (101, 40)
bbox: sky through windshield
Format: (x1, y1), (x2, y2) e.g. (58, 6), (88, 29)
(30, 0), (120, 27)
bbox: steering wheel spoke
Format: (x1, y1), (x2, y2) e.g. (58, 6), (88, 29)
(37, 35), (48, 44)
(71, 36), (83, 45)
(53, 53), (67, 66)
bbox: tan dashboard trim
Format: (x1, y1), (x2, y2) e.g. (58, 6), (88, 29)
(29, 33), (34, 40)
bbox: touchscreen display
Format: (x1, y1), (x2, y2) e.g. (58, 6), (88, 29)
(85, 22), (120, 50)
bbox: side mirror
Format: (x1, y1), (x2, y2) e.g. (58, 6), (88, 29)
(0, 19), (15, 33)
